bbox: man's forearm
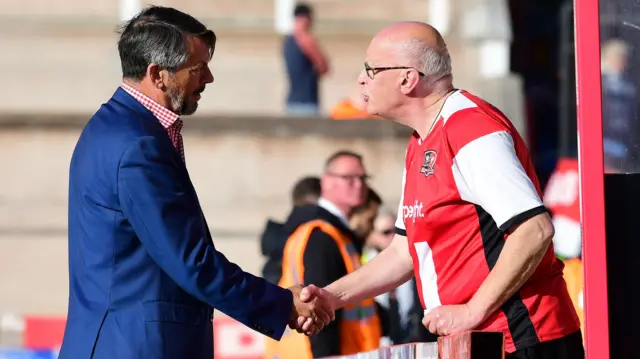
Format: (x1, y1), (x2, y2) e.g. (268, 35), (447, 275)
(467, 214), (554, 322)
(325, 235), (414, 309)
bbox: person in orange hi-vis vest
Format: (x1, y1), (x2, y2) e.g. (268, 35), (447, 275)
(263, 151), (382, 359)
(563, 258), (584, 342)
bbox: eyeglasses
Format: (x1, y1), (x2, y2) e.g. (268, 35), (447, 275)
(364, 62), (426, 79)
(325, 172), (370, 183)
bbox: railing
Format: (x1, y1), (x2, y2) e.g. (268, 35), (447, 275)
(318, 342), (438, 359)
(318, 332), (505, 359)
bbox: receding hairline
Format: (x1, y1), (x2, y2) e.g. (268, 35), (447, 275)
(324, 150), (363, 171)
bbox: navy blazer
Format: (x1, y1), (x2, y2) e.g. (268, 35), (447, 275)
(59, 88), (293, 359)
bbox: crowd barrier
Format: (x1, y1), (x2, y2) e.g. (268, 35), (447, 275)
(318, 332), (505, 359)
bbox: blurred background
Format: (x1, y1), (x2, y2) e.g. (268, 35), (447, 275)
(0, 0), (635, 357)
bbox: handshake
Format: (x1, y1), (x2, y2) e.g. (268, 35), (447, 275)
(287, 284), (337, 335)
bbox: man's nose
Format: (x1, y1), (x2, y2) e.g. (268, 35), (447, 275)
(204, 66), (214, 84)
(357, 69), (367, 85)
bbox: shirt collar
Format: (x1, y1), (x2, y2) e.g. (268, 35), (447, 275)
(120, 83), (181, 129)
(317, 197), (350, 228)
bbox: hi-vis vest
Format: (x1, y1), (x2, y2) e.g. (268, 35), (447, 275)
(563, 258), (584, 342)
(263, 219), (382, 359)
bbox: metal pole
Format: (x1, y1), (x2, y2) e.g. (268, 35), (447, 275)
(119, 0), (141, 22)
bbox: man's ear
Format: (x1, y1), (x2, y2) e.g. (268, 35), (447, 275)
(147, 63), (168, 90)
(399, 71), (419, 95)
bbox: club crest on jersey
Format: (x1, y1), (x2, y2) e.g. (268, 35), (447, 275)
(420, 150), (437, 177)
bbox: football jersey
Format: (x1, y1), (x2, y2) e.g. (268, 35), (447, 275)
(394, 90), (580, 353)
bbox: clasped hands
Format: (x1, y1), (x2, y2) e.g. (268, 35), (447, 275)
(421, 304), (485, 336)
(287, 284), (336, 335)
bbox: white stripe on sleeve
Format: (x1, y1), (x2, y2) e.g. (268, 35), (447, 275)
(451, 130), (543, 230)
(395, 167), (407, 233)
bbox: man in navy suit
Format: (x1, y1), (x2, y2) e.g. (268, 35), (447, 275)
(59, 6), (333, 359)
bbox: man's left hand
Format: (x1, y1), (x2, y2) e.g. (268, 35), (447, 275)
(421, 304), (483, 336)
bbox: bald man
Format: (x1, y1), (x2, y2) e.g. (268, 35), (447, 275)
(298, 22), (584, 358)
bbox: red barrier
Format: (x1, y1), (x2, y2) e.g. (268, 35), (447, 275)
(23, 316), (65, 350)
(213, 316), (264, 359)
(23, 315), (264, 359)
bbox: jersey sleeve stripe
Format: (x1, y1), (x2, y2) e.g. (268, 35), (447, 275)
(499, 205), (549, 232)
(451, 130), (544, 229)
(395, 227), (407, 236)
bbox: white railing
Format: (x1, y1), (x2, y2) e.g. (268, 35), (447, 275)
(318, 331), (506, 359)
(318, 342), (439, 359)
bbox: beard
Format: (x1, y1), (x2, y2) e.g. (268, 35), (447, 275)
(167, 86), (199, 116)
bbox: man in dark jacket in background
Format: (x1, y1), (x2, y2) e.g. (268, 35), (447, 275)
(260, 176), (321, 284)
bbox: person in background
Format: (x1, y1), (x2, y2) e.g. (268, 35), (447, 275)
(562, 257), (584, 343)
(601, 39), (638, 172)
(348, 187), (382, 241)
(363, 208), (437, 345)
(263, 150), (381, 359)
(261, 176), (321, 284)
(283, 3), (329, 116)
(347, 188), (393, 345)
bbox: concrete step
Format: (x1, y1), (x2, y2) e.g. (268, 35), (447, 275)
(1, 0), (430, 24)
(0, 30), (475, 116)
(0, 31), (383, 115)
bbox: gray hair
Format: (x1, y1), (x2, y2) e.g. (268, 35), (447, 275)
(117, 6), (216, 80)
(401, 38), (452, 83)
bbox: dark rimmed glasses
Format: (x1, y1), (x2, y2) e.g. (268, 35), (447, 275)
(364, 61), (426, 79)
(325, 172), (371, 183)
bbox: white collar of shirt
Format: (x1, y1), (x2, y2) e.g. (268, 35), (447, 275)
(317, 197), (350, 228)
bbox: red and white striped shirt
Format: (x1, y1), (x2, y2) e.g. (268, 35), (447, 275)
(120, 83), (185, 162)
(395, 90), (579, 353)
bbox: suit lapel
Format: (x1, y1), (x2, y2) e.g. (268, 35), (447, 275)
(110, 87), (187, 171)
